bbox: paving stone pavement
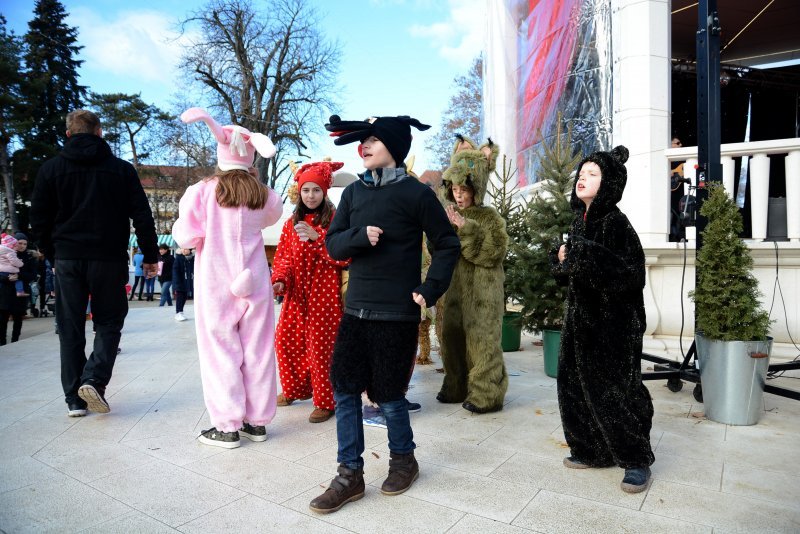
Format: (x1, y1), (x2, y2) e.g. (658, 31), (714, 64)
(1, 304), (799, 533)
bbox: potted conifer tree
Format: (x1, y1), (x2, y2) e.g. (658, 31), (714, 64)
(511, 122), (579, 377)
(690, 183), (772, 425)
(489, 155), (525, 351)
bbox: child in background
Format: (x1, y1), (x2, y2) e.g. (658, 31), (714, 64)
(309, 114), (460, 513)
(0, 235), (28, 296)
(551, 145), (654, 493)
(272, 160), (349, 424)
(173, 107), (282, 449)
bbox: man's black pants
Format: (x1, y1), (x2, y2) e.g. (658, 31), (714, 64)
(55, 259), (128, 405)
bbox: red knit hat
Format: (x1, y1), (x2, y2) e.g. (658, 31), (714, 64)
(295, 161), (344, 196)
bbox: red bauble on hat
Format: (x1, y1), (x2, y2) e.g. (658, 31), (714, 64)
(295, 161), (344, 196)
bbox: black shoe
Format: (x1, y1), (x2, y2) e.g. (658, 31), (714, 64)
(239, 422), (267, 442)
(67, 401), (87, 417)
(406, 400), (421, 413)
(198, 427), (240, 449)
(462, 401), (502, 414)
(78, 383), (110, 414)
(621, 467), (652, 493)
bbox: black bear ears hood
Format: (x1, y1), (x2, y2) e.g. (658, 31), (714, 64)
(325, 114), (430, 167)
(570, 145), (630, 216)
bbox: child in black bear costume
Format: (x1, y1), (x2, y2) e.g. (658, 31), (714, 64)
(309, 115), (460, 513)
(551, 145), (655, 494)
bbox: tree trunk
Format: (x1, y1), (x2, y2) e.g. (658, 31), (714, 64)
(0, 141), (18, 232)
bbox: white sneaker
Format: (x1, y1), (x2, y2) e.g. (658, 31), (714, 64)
(175, 312), (187, 322)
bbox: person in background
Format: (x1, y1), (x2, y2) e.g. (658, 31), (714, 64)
(129, 247), (145, 300)
(172, 248), (190, 321)
(157, 244), (174, 307)
(30, 109), (158, 416)
(0, 233), (39, 345)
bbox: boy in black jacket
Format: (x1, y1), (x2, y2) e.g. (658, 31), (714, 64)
(309, 115), (460, 513)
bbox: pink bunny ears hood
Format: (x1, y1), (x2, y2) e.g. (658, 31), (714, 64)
(180, 107), (276, 171)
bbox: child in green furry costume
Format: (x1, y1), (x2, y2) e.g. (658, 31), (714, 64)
(436, 136), (509, 413)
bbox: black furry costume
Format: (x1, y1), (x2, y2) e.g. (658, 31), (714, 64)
(550, 145), (655, 469)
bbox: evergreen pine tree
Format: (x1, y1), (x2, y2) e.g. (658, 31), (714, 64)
(13, 0), (85, 229)
(0, 15), (23, 230)
(690, 183), (770, 341)
(488, 154), (523, 308)
(514, 121), (580, 332)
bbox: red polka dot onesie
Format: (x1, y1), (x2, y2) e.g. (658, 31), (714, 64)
(272, 214), (348, 411)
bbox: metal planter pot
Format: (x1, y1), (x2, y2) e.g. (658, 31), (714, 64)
(695, 333), (773, 425)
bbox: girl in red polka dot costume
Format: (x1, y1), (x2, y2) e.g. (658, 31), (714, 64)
(272, 161), (350, 423)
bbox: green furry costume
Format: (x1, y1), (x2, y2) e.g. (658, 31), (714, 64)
(436, 137), (509, 413)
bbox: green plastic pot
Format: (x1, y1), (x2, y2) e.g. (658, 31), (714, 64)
(542, 328), (561, 378)
(501, 312), (522, 352)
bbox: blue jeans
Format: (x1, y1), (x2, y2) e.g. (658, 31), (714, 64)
(335, 390), (415, 470)
(144, 277), (155, 298)
(159, 281), (172, 306)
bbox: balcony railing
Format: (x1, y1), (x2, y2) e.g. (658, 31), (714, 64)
(665, 138), (800, 242)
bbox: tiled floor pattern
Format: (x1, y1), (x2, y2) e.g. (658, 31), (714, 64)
(1, 304), (799, 533)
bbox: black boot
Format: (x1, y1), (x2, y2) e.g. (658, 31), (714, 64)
(309, 464), (365, 513)
(380, 452), (419, 495)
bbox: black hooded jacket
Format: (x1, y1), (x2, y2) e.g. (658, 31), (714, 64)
(30, 133), (158, 264)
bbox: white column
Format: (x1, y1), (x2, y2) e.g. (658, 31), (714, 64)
(786, 150), (800, 242)
(612, 0), (671, 244)
(750, 153), (770, 240)
(721, 156), (735, 199)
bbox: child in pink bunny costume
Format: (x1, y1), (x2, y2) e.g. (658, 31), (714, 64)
(172, 107), (283, 449)
(0, 235), (28, 297)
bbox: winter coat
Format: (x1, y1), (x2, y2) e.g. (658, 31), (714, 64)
(158, 252), (174, 283)
(326, 167), (460, 322)
(133, 253), (145, 276)
(0, 250), (38, 314)
(0, 246), (23, 273)
(30, 133), (158, 264)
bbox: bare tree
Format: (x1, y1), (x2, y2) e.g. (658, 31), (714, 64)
(426, 56), (483, 171)
(87, 92), (174, 166)
(179, 0), (340, 197)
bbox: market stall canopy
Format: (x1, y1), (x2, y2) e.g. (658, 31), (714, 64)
(671, 1), (800, 66)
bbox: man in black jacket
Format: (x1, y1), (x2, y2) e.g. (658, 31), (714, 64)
(30, 109), (158, 417)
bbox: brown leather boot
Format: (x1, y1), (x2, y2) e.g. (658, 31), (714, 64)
(380, 452), (419, 495)
(309, 464), (365, 513)
(309, 408), (334, 423)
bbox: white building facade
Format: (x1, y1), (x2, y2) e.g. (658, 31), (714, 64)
(484, 0), (799, 361)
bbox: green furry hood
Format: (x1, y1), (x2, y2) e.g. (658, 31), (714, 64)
(442, 136), (499, 206)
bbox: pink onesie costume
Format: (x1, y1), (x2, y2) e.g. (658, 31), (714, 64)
(172, 107), (282, 433)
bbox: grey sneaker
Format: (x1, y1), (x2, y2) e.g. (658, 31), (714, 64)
(78, 384), (110, 414)
(198, 427), (240, 449)
(239, 422), (267, 442)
